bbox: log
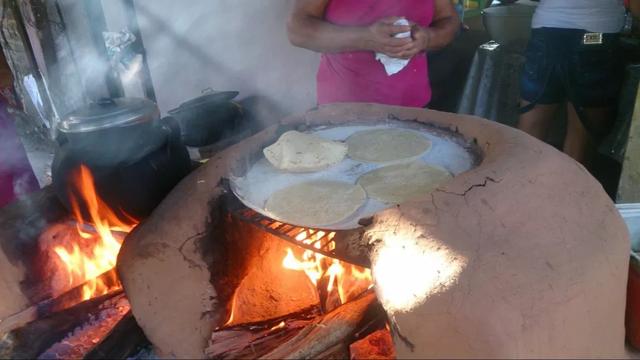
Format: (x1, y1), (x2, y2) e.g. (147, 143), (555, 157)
(0, 269), (119, 335)
(83, 312), (150, 359)
(314, 343), (351, 360)
(0, 291), (122, 359)
(38, 296), (131, 359)
(0, 186), (69, 321)
(260, 292), (376, 360)
(349, 329), (396, 360)
(206, 306), (320, 359)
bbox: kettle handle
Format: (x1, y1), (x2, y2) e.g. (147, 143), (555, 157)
(159, 116), (183, 145)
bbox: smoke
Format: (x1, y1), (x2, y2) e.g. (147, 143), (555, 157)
(0, 121), (25, 171)
(12, 171), (34, 198)
(0, 103), (41, 210)
(29, 0), (318, 139)
(130, 0), (317, 120)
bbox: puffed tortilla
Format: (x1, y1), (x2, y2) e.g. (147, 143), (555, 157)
(263, 130), (347, 172)
(346, 128), (431, 163)
(265, 180), (366, 227)
(357, 162), (452, 204)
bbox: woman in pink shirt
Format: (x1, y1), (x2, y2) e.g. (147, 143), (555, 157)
(288, 0), (459, 108)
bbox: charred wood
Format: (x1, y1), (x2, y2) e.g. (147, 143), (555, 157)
(313, 343), (351, 360)
(0, 186), (69, 319)
(0, 291), (121, 359)
(205, 305), (320, 359)
(83, 312), (150, 359)
(38, 295), (130, 359)
(260, 291), (376, 360)
(0, 269), (119, 335)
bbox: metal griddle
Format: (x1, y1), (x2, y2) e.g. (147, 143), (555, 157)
(230, 123), (477, 230)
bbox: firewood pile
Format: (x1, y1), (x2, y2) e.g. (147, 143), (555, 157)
(206, 291), (394, 360)
(0, 187), (150, 359)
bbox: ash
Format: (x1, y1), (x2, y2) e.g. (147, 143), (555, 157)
(38, 295), (130, 359)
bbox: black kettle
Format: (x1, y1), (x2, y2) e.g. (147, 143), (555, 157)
(168, 89), (243, 147)
(52, 97), (191, 219)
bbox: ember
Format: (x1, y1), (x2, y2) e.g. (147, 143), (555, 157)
(50, 165), (138, 300)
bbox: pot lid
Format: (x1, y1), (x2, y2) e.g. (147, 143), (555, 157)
(59, 97), (160, 133)
(168, 89), (239, 115)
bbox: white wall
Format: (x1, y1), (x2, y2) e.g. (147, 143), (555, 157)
(117, 0), (319, 124)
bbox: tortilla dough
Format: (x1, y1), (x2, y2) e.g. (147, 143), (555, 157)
(265, 180), (366, 227)
(263, 130), (347, 172)
(358, 162), (452, 204)
(346, 128), (431, 163)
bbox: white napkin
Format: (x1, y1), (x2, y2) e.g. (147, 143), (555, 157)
(375, 18), (411, 76)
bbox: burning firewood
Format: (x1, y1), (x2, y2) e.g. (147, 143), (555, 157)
(0, 166), (139, 358)
(0, 269), (119, 336)
(84, 312), (149, 359)
(206, 306), (321, 359)
(313, 343), (351, 359)
(260, 291), (376, 360)
(0, 291), (122, 359)
(37, 294), (130, 359)
(206, 291), (377, 360)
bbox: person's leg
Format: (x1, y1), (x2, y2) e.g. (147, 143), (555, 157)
(564, 103), (591, 164)
(518, 28), (564, 141)
(565, 31), (621, 166)
(564, 104), (614, 166)
(517, 101), (560, 140)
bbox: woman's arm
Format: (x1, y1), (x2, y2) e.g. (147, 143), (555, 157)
(422, 0), (460, 50)
(396, 0), (460, 59)
(287, 0), (413, 57)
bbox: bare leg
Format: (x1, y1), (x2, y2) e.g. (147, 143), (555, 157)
(517, 101), (559, 141)
(564, 103), (612, 166)
(564, 103), (591, 165)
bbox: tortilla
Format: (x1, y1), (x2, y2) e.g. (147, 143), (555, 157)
(263, 130), (347, 172)
(357, 162), (452, 204)
(346, 128), (431, 163)
(265, 180), (366, 227)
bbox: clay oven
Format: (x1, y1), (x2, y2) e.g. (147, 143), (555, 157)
(117, 103), (629, 358)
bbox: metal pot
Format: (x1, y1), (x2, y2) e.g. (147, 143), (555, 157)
(482, 4), (535, 51)
(53, 97), (192, 218)
(168, 90), (242, 147)
(56, 97), (168, 167)
(52, 136), (191, 219)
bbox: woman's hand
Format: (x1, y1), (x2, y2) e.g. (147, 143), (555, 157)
(363, 17), (413, 58)
(287, 0), (457, 55)
(388, 25), (432, 59)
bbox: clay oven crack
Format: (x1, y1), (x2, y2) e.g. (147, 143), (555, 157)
(437, 176), (502, 197)
(177, 231), (207, 270)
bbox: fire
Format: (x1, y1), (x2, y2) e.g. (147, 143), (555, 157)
(51, 165), (137, 300)
(224, 292), (238, 326)
(269, 321), (286, 332)
(282, 229), (373, 306)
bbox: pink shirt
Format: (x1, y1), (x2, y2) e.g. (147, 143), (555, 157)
(317, 0), (435, 107)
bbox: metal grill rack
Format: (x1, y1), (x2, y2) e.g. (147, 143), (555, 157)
(233, 208), (342, 260)
(222, 183), (369, 267)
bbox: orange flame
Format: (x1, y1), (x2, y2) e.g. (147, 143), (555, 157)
(282, 229), (372, 306)
(269, 321), (286, 332)
(224, 290), (239, 326)
(52, 165), (137, 300)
